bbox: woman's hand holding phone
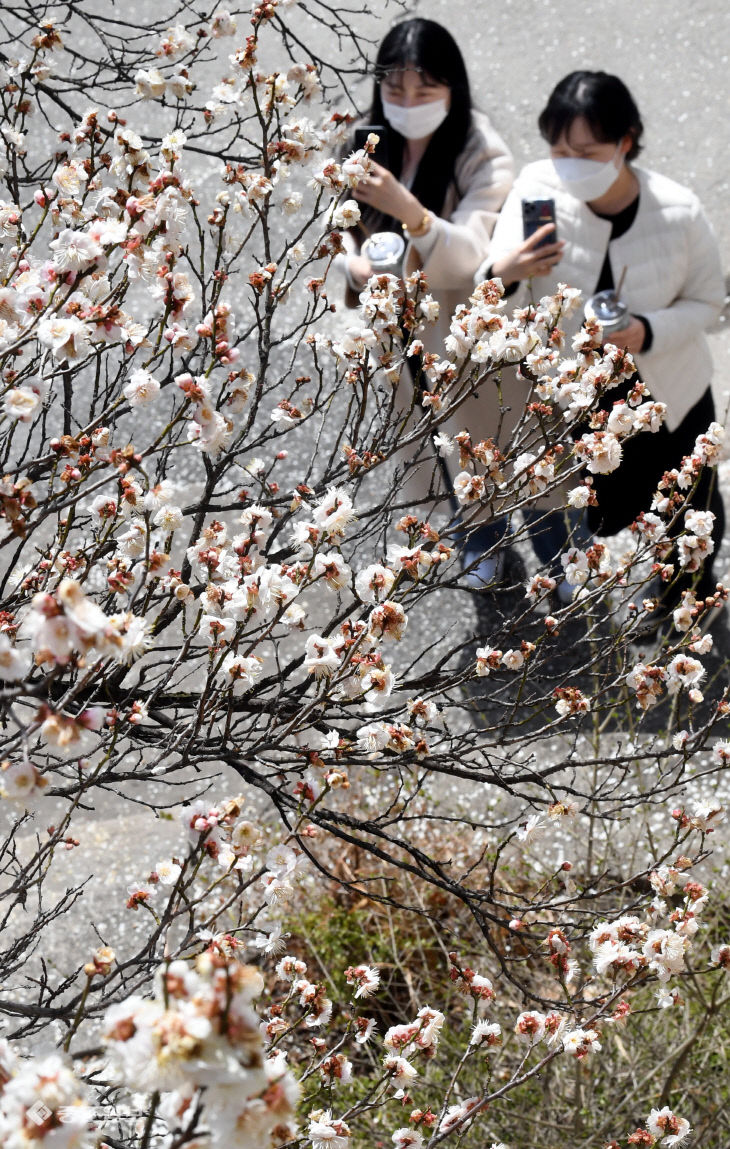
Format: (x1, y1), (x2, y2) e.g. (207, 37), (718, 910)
(353, 161), (426, 232)
(491, 224), (565, 285)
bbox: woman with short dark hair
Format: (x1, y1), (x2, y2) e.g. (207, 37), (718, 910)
(538, 70), (644, 162)
(484, 70), (725, 616)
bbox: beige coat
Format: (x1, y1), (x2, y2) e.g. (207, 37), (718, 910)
(342, 113), (518, 509)
(403, 110), (514, 354)
(343, 111), (514, 354)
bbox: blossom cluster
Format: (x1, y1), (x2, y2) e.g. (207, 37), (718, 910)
(103, 951), (299, 1148)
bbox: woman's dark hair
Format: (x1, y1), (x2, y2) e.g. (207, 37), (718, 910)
(538, 71), (644, 160)
(361, 18), (472, 229)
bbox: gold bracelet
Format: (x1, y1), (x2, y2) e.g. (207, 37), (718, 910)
(402, 210), (432, 238)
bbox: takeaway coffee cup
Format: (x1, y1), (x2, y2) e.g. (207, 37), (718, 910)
(584, 289), (631, 336)
(361, 231), (406, 274)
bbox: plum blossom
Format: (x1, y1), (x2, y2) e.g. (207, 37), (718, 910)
(677, 524), (714, 571)
(154, 504), (184, 532)
(513, 451), (554, 495)
(562, 1027), (602, 1058)
(37, 314), (91, 360)
(217, 652), (264, 694)
(386, 543), (433, 578)
(276, 955), (307, 982)
(554, 686), (590, 718)
(501, 648), (525, 671)
(49, 228), (102, 270)
(4, 386), (43, 421)
(156, 859), (182, 885)
(689, 800), (723, 832)
(0, 1051), (95, 1147)
(392, 1130), (424, 1149)
(685, 508), (714, 538)
(711, 943), (730, 968)
(383, 1053), (418, 1091)
(567, 484), (592, 508)
(368, 600), (407, 642)
(514, 1010), (546, 1042)
(438, 1097), (481, 1134)
(0, 199), (21, 236)
(252, 924), (290, 956)
(135, 67), (166, 98)
(344, 965), (380, 998)
(642, 929), (689, 982)
(470, 1019), (501, 1047)
(488, 325), (538, 363)
(331, 199), (360, 229)
(309, 1110), (351, 1149)
(310, 487), (356, 539)
(665, 653), (705, 695)
(561, 547), (589, 587)
(357, 722), (391, 752)
(312, 551), (351, 590)
(625, 662), (666, 710)
(646, 1108), (691, 1146)
(361, 664), (395, 703)
(576, 430), (622, 474)
(516, 814), (545, 843)
(123, 368), (161, 406)
(419, 295), (439, 322)
(453, 471), (486, 503)
(53, 159), (88, 196)
(355, 564), (395, 603)
(407, 697), (440, 727)
(0, 633), (27, 680)
(23, 578), (131, 663)
(1, 760), (48, 807)
(304, 635), (343, 678)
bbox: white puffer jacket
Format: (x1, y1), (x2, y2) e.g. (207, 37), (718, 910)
(483, 160), (725, 431)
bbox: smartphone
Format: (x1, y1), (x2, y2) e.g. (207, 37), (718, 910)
(354, 124), (390, 169)
(522, 199), (557, 247)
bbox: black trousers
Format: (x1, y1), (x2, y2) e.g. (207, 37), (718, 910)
(588, 386), (725, 598)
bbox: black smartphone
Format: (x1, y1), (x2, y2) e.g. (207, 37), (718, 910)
(354, 124), (390, 169)
(522, 199), (557, 247)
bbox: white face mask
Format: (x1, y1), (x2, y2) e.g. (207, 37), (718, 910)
(382, 97), (449, 140)
(551, 144), (624, 202)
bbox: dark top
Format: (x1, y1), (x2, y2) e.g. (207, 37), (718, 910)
(590, 195), (653, 351)
(591, 196), (639, 291)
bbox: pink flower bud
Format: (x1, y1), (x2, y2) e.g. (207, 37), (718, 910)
(79, 707), (106, 731)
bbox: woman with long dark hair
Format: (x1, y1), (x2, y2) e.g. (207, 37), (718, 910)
(484, 71), (725, 618)
(339, 18), (515, 587)
(341, 18), (513, 350)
